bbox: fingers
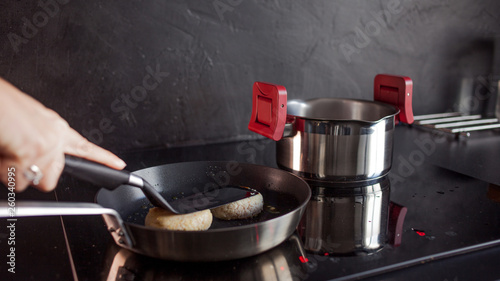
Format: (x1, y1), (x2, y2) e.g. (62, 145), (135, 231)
(0, 126), (125, 193)
(0, 160), (64, 193)
(0, 131), (65, 192)
(0, 78), (126, 193)
(0, 159), (31, 193)
(64, 127), (126, 170)
(33, 151), (66, 192)
(35, 127), (126, 192)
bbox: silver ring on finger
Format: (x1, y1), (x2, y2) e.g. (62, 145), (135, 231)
(23, 165), (44, 185)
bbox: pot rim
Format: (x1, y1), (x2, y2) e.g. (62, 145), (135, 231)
(287, 98), (400, 124)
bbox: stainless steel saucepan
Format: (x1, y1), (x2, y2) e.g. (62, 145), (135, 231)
(248, 74), (414, 183)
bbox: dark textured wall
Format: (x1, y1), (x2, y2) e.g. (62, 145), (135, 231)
(1, 0), (499, 152)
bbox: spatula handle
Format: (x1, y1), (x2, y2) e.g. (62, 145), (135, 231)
(63, 155), (133, 189)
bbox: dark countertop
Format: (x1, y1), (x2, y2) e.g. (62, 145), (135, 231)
(1, 125), (500, 280)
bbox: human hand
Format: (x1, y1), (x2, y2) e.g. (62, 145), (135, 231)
(0, 78), (126, 192)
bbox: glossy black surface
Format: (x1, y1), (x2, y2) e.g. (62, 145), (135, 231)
(1, 126), (500, 280)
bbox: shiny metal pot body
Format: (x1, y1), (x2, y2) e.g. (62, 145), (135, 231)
(277, 98), (399, 182)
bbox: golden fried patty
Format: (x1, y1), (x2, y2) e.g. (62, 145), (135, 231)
(145, 207), (213, 231)
(211, 193), (263, 220)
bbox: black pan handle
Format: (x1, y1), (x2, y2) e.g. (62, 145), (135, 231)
(63, 155), (132, 190)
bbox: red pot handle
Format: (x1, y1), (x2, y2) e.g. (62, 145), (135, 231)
(374, 74), (414, 124)
(248, 82), (288, 141)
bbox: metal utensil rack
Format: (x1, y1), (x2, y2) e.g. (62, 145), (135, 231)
(413, 37), (500, 139)
(412, 112), (500, 138)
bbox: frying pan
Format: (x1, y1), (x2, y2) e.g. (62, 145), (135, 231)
(0, 161), (311, 261)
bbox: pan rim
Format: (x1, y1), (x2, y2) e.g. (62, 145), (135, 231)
(96, 161), (311, 233)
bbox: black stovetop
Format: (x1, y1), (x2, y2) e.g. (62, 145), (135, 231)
(1, 126), (500, 281)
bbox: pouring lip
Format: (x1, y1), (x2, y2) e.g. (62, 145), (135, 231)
(286, 98), (400, 124)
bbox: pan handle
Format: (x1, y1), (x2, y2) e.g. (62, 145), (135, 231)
(0, 201), (133, 248)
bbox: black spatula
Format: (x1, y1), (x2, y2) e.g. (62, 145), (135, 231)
(63, 155), (258, 214)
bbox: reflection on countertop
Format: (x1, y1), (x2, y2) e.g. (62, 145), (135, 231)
(102, 233), (309, 281)
(298, 177), (406, 256)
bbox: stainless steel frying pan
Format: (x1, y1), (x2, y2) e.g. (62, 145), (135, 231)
(0, 161), (311, 261)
